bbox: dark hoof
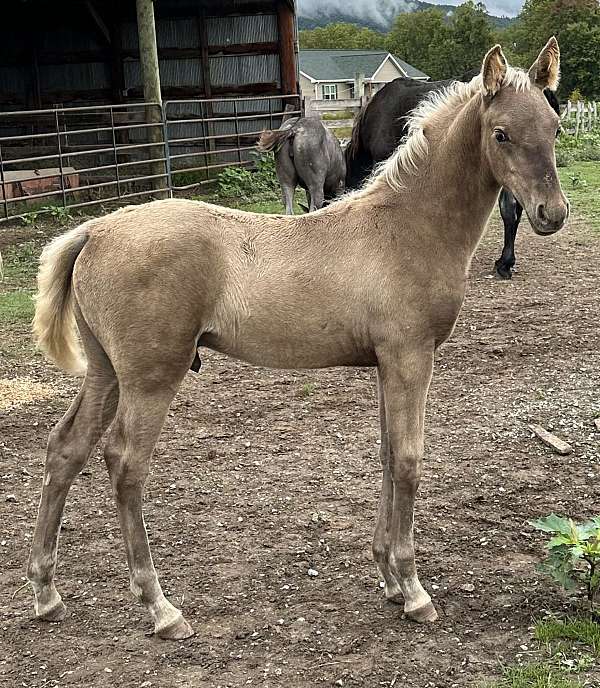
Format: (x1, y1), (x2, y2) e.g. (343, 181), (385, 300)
(494, 260), (513, 280)
(406, 601), (438, 624)
(37, 600), (67, 622)
(156, 615), (194, 640)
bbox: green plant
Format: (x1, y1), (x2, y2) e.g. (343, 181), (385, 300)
(531, 514), (600, 609)
(216, 154), (279, 203)
(42, 204), (73, 223)
(21, 210), (40, 226)
(301, 382), (316, 397)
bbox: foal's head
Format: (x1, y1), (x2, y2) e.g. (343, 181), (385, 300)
(479, 37), (568, 235)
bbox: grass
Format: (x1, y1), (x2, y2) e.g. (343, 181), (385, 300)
(192, 191), (306, 215)
(300, 382), (316, 397)
(559, 162), (600, 233)
(321, 110), (355, 121)
(483, 618), (600, 688)
(483, 663), (583, 688)
(536, 617), (600, 656)
(331, 126), (353, 139)
(0, 291), (34, 323)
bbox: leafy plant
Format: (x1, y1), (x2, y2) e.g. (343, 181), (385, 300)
(216, 154), (279, 203)
(21, 210), (40, 226)
(569, 172), (587, 189)
(42, 204), (73, 223)
(531, 514), (600, 609)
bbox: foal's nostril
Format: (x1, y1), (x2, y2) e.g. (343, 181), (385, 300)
(536, 203), (549, 224)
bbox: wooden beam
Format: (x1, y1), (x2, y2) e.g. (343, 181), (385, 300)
(276, 0), (297, 95)
(85, 1), (111, 45)
(197, 11), (212, 99)
(109, 18), (125, 103)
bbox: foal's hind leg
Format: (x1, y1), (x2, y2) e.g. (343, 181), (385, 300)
(103, 375), (193, 640)
(27, 363), (118, 621)
(372, 375), (399, 598)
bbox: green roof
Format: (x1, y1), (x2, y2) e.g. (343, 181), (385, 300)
(299, 50), (429, 81)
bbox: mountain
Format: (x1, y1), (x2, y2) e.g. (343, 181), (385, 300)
(297, 1), (514, 31)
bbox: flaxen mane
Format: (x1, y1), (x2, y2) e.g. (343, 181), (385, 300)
(361, 68), (532, 193)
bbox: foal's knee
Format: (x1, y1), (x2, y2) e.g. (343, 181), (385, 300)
(390, 454), (422, 489)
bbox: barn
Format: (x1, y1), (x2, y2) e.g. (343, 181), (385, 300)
(0, 0), (300, 219)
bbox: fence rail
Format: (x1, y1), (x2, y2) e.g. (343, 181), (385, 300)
(0, 94), (302, 223)
(561, 100), (599, 136)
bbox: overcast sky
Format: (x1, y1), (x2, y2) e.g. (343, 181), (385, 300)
(297, 0), (525, 20)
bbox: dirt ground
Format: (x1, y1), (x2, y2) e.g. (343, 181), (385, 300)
(0, 211), (599, 688)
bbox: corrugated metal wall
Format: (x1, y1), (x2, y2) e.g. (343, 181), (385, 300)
(0, 2), (288, 111)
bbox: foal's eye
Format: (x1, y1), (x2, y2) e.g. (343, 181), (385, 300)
(494, 130), (508, 143)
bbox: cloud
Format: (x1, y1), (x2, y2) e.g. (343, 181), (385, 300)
(297, 0), (524, 21)
(297, 0), (420, 28)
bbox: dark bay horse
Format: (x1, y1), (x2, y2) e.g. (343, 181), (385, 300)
(346, 75), (560, 278)
(28, 40), (567, 639)
(257, 117), (345, 214)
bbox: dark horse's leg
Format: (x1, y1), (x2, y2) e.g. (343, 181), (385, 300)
(495, 189), (523, 279)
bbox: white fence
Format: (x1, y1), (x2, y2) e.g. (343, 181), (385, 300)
(561, 100), (599, 136)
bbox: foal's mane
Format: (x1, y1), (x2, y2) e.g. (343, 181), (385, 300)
(357, 67), (532, 194)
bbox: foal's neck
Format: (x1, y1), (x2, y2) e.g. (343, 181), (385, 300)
(382, 95), (500, 261)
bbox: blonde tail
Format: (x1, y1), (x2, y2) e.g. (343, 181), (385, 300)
(32, 224), (90, 376)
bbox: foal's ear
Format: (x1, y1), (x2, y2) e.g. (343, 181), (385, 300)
(529, 36), (560, 91)
(481, 44), (507, 97)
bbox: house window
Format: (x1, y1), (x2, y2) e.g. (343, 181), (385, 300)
(321, 83), (338, 100)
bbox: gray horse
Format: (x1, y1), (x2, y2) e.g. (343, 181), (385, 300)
(257, 117), (345, 214)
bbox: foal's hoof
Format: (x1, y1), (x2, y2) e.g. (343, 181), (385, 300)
(37, 599), (67, 622)
(156, 614), (194, 641)
(406, 601), (438, 624)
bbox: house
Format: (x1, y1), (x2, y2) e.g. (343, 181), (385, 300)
(299, 49), (429, 109)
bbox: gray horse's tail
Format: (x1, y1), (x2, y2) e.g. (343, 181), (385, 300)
(257, 128), (294, 153)
(346, 106), (366, 162)
(33, 223), (90, 376)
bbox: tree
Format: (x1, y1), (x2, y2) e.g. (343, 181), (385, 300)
(385, 9), (450, 80)
(503, 0), (600, 98)
(299, 23), (386, 50)
(386, 2), (495, 80)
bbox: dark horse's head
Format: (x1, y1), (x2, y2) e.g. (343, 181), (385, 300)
(480, 37), (569, 235)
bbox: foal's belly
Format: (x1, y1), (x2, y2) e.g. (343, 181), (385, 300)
(200, 310), (377, 370)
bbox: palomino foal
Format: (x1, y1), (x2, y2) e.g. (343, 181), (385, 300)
(28, 39), (567, 640)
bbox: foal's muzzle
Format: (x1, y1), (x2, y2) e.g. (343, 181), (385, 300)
(532, 200), (569, 235)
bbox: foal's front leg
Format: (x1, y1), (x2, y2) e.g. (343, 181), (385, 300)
(375, 347), (438, 623)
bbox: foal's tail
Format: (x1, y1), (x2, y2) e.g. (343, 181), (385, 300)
(33, 223), (90, 376)
(256, 128), (293, 153)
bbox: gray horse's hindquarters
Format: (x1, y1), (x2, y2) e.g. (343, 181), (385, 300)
(258, 117), (345, 214)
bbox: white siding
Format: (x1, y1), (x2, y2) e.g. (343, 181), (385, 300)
(373, 57), (405, 82)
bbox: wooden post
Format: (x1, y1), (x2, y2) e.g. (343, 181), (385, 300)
(276, 1), (297, 95)
(135, 0), (167, 197)
(197, 9), (214, 179)
(136, 0), (161, 104)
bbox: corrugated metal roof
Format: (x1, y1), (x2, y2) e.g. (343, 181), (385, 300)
(299, 50), (429, 81)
